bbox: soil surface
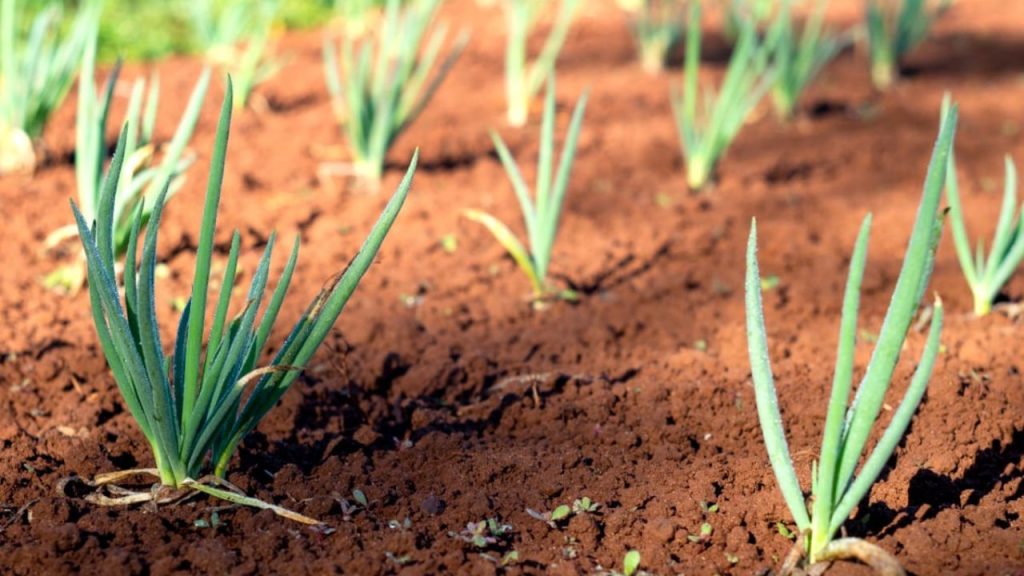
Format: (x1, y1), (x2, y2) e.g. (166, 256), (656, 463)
(1, 1), (1023, 574)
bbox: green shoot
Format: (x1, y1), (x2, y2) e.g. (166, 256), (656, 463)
(502, 0), (580, 126)
(616, 0), (686, 74)
(0, 0), (97, 173)
(722, 0), (778, 43)
(672, 1), (772, 191)
(72, 79), (417, 512)
(866, 0), (950, 90)
(323, 0), (467, 183)
(764, 0), (844, 119)
(745, 103), (956, 569)
(72, 36), (210, 255)
(941, 97), (1024, 317)
(623, 550), (641, 576)
(45, 34), (210, 293)
(465, 78), (587, 302)
(335, 0), (377, 37)
(189, 0), (282, 109)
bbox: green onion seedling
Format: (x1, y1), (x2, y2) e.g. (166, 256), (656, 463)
(865, 0), (950, 90)
(335, 0), (377, 38)
(672, 1), (773, 191)
(323, 0), (467, 183)
(941, 96), (1024, 317)
(189, 0), (282, 109)
(44, 31), (210, 293)
(465, 77), (587, 304)
(745, 103), (956, 573)
(764, 0), (845, 119)
(616, 0), (686, 74)
(0, 0), (98, 173)
(71, 79), (417, 523)
(502, 0), (580, 126)
(722, 0), (777, 43)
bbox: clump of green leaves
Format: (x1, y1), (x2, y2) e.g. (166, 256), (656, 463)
(745, 105), (956, 571)
(672, 1), (772, 190)
(941, 98), (1024, 317)
(866, 0), (950, 90)
(616, 0), (685, 74)
(0, 0), (97, 173)
(502, 0), (580, 126)
(67, 36), (210, 255)
(323, 0), (466, 183)
(72, 80), (417, 519)
(764, 0), (844, 119)
(465, 78), (587, 303)
(45, 35), (210, 293)
(189, 0), (283, 109)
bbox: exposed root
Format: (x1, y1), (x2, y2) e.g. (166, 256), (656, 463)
(58, 468), (321, 525)
(776, 537), (904, 576)
(315, 161), (381, 192)
(815, 538), (905, 576)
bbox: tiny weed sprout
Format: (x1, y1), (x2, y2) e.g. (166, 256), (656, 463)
(616, 0), (686, 74)
(323, 0), (467, 183)
(764, 0), (844, 119)
(941, 98), (1024, 317)
(745, 105), (956, 573)
(866, 0), (950, 90)
(70, 80), (417, 522)
(190, 0), (282, 109)
(672, 1), (772, 190)
(622, 549), (641, 576)
(0, 0), (97, 173)
(465, 78), (587, 303)
(502, 0), (580, 126)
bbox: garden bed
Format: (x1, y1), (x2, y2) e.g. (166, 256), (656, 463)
(1, 1), (1022, 574)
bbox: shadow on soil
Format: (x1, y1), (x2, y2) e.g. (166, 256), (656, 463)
(851, 427), (1024, 539)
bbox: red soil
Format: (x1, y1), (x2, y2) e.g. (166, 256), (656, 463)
(1, 1), (1022, 574)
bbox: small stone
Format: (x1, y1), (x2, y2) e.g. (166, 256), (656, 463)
(421, 493), (445, 516)
(353, 425), (379, 446)
(650, 518), (675, 542)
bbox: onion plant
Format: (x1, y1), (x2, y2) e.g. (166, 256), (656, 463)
(502, 0), (580, 126)
(745, 105), (956, 573)
(465, 78), (587, 303)
(0, 0), (97, 174)
(722, 0), (777, 43)
(44, 37), (210, 293)
(764, 0), (843, 119)
(323, 0), (466, 183)
(941, 99), (1024, 317)
(189, 0), (282, 109)
(672, 1), (772, 191)
(71, 80), (417, 521)
(866, 0), (950, 90)
(336, 0), (376, 37)
(616, 0), (685, 74)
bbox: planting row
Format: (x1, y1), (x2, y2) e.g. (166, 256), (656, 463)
(1, 1), (1015, 574)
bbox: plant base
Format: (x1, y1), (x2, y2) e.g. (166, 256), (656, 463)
(59, 468), (321, 525)
(0, 126), (36, 175)
(778, 537), (906, 576)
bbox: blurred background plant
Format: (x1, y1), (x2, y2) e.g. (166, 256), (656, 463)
(616, 0), (686, 74)
(1, 0), (98, 173)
